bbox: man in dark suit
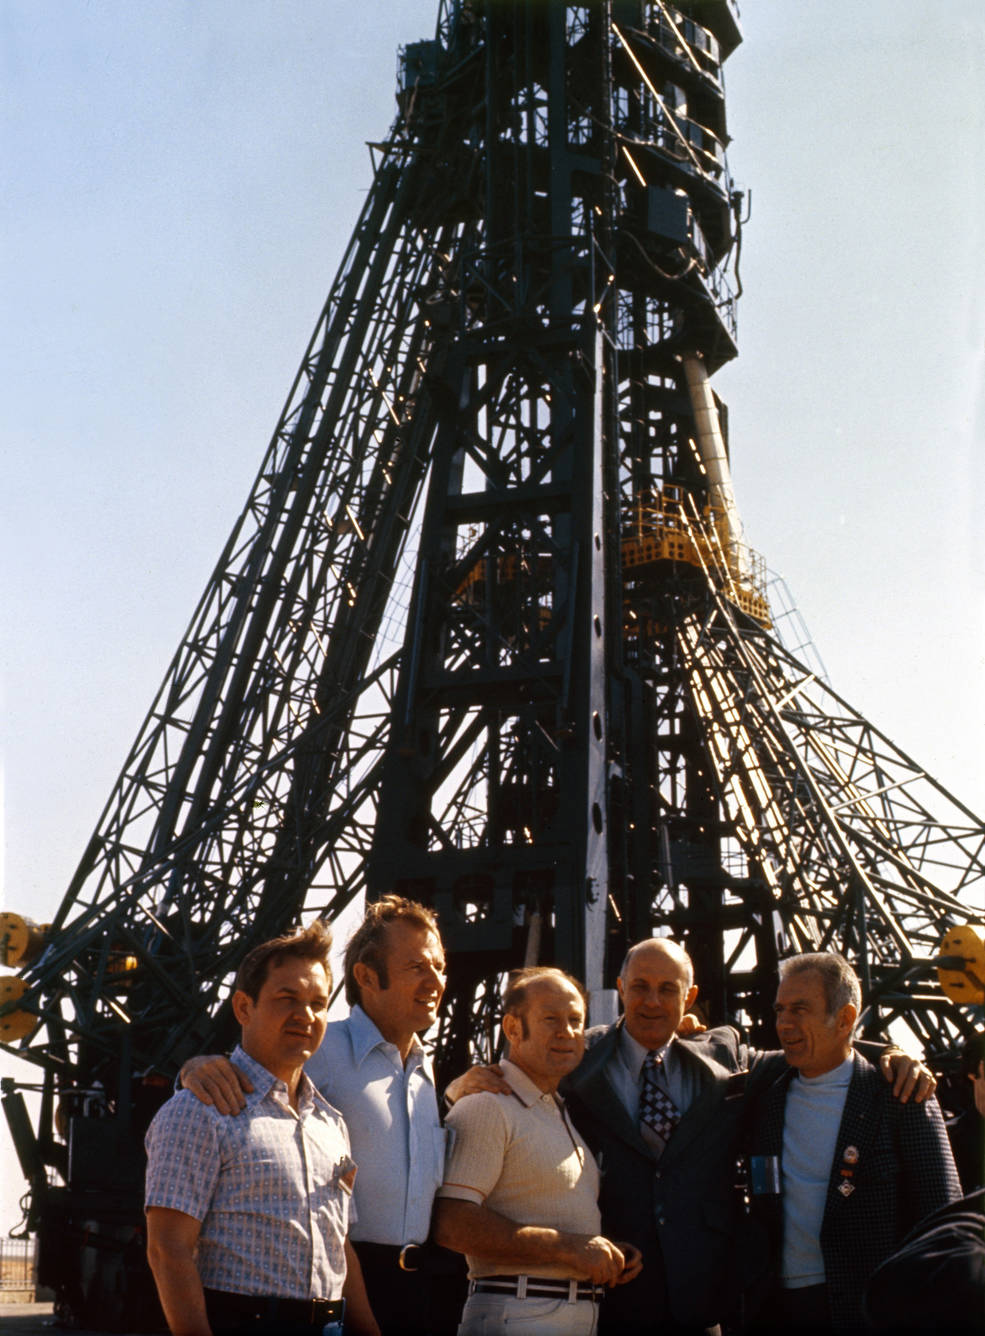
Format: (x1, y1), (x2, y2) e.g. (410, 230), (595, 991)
(561, 938), (782, 1335)
(747, 952), (961, 1332)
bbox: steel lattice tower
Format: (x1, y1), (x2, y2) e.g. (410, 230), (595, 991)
(2, 2), (983, 1327)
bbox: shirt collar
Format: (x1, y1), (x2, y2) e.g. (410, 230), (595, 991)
(619, 1025), (675, 1083)
(499, 1058), (564, 1109)
(230, 1043), (288, 1101)
(347, 1004), (432, 1078)
(795, 1053), (855, 1088)
(231, 1043), (326, 1112)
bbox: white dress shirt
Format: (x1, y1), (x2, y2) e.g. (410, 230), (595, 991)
(304, 1004), (447, 1246)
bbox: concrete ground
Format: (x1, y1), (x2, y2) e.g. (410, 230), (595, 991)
(0, 1303), (56, 1334)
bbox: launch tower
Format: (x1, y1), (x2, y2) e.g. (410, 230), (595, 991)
(3, 3), (982, 1326)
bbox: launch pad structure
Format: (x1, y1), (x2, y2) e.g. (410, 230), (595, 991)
(1, 2), (983, 1328)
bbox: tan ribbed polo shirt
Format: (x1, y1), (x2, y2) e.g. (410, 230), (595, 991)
(437, 1058), (601, 1279)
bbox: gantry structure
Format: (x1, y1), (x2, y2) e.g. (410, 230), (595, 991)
(2, 2), (983, 1326)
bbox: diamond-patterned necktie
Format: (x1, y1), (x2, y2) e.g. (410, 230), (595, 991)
(640, 1049), (680, 1144)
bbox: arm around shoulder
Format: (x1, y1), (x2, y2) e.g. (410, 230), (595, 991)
(851, 1037), (937, 1103)
(681, 1024), (746, 1068)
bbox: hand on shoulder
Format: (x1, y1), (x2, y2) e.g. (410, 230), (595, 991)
(179, 1054), (252, 1115)
(445, 1063), (512, 1106)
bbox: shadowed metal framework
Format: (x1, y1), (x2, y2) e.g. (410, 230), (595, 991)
(2, 1), (982, 1326)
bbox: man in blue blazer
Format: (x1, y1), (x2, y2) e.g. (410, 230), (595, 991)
(746, 952), (961, 1331)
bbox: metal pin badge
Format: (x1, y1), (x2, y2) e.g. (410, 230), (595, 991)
(838, 1181), (855, 1197)
(842, 1145), (859, 1164)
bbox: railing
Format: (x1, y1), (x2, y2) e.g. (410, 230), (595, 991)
(623, 486), (772, 627)
(0, 1236), (36, 1299)
(644, 2), (725, 86)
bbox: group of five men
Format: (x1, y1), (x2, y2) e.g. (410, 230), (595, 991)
(144, 895), (961, 1336)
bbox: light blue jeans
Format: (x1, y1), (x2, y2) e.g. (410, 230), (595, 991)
(457, 1291), (598, 1335)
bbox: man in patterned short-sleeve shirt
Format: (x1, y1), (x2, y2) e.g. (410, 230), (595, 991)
(145, 922), (379, 1336)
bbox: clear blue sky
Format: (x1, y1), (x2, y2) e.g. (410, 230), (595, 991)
(2, 1), (983, 1229)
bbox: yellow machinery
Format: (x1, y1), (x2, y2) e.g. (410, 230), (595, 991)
(938, 924), (985, 1006)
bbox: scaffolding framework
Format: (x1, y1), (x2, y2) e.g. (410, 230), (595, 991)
(2, 2), (982, 1327)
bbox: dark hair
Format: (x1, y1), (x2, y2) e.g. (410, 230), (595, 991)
(779, 952), (861, 1020)
(343, 895), (441, 1006)
(503, 966), (588, 1017)
(234, 919), (333, 1001)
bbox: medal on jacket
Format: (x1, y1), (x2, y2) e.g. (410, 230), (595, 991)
(837, 1145), (858, 1196)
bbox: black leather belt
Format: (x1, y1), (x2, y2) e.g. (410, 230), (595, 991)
(203, 1288), (343, 1328)
(470, 1275), (599, 1301)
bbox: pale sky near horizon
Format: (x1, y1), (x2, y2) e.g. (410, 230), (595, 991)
(2, 1), (983, 1230)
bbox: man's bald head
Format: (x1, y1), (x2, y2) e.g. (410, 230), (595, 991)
(619, 938), (694, 990)
(617, 937), (698, 1050)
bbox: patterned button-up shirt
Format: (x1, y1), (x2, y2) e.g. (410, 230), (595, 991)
(145, 1046), (354, 1298)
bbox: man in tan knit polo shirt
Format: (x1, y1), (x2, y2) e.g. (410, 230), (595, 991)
(434, 967), (641, 1335)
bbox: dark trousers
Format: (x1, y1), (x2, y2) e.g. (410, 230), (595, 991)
(750, 1282), (833, 1332)
(598, 1256), (721, 1336)
(351, 1241), (467, 1336)
(602, 1318), (719, 1336)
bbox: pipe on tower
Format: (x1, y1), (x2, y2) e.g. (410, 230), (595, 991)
(682, 352), (749, 579)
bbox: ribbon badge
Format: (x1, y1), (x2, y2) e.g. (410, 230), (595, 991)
(837, 1144), (859, 1196)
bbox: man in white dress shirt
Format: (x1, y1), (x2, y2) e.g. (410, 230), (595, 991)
(181, 897), (449, 1334)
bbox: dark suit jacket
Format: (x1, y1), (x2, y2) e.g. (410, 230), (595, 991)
(863, 1187), (985, 1331)
(748, 1050), (963, 1330)
(562, 1021), (784, 1329)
